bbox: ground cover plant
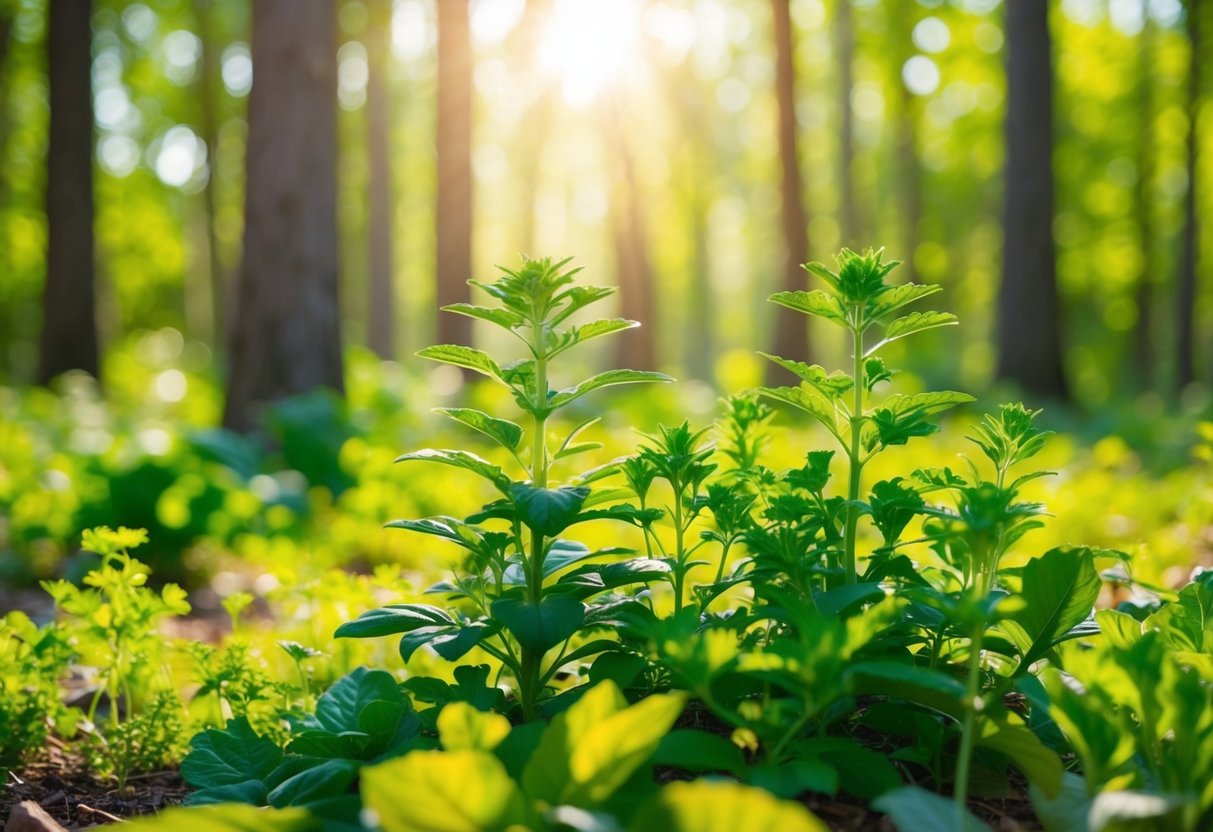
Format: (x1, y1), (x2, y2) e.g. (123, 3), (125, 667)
(2, 253), (1212, 831)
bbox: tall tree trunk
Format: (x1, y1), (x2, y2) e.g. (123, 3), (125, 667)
(1134, 12), (1156, 389)
(436, 0), (472, 347)
(834, 0), (859, 246)
(605, 105), (657, 372)
(223, 0), (342, 432)
(366, 0), (395, 358)
(995, 0), (1068, 400)
(194, 0), (224, 348)
(891, 0), (922, 281)
(514, 0), (553, 254)
(769, 0), (812, 380)
(0, 8), (17, 377)
(1176, 0), (1201, 391)
(38, 0), (99, 384)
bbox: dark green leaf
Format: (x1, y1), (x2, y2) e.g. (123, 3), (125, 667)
(492, 595), (585, 653)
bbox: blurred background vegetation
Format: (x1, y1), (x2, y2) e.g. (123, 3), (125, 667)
(1, 0), (1212, 590)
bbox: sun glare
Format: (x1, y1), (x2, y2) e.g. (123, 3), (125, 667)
(539, 0), (643, 108)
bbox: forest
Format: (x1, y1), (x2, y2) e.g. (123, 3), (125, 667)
(1, 0), (1212, 830)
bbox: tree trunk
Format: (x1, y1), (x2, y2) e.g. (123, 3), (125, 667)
(1134, 14), (1156, 389)
(194, 0), (224, 349)
(834, 0), (859, 246)
(768, 0), (812, 380)
(995, 0), (1068, 400)
(605, 105), (657, 372)
(436, 0), (473, 347)
(223, 0), (342, 432)
(890, 0), (921, 281)
(366, 0), (395, 358)
(1176, 0), (1201, 391)
(38, 0), (99, 385)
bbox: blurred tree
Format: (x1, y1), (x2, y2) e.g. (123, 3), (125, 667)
(1176, 0), (1202, 391)
(38, 0), (99, 384)
(436, 0), (472, 348)
(889, 0), (921, 282)
(223, 0), (343, 432)
(1135, 11), (1156, 389)
(996, 0), (1068, 400)
(513, 0), (553, 254)
(194, 0), (225, 348)
(365, 0), (395, 358)
(768, 0), (812, 382)
(606, 103), (657, 372)
(834, 0), (859, 245)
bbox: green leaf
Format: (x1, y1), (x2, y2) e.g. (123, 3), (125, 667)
(268, 758), (359, 809)
(768, 290), (848, 326)
(511, 484), (590, 537)
(437, 702), (512, 752)
(865, 283), (943, 319)
(756, 386), (840, 437)
(1029, 772), (1092, 832)
(846, 661), (966, 719)
(629, 781), (829, 832)
(434, 408), (524, 451)
(383, 517), (482, 551)
(549, 369), (674, 409)
(652, 730), (747, 776)
(361, 750), (530, 832)
(491, 595), (585, 653)
(977, 712), (1063, 797)
(557, 318), (640, 353)
(1001, 547), (1101, 675)
(417, 344), (504, 381)
(440, 303), (526, 331)
(400, 621), (501, 662)
(757, 353), (853, 398)
(812, 583), (886, 618)
(867, 311), (958, 355)
(181, 717), (283, 790)
(123, 805), (321, 832)
(335, 604), (455, 639)
(395, 449), (511, 493)
(873, 786), (989, 831)
(523, 681), (687, 808)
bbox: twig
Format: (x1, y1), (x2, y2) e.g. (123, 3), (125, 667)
(77, 803), (125, 823)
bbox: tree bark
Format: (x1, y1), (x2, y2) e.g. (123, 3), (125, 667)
(366, 0), (395, 358)
(223, 0), (342, 432)
(995, 0), (1068, 400)
(1176, 0), (1201, 391)
(194, 0), (224, 349)
(834, 0), (859, 246)
(38, 0), (99, 385)
(768, 0), (812, 380)
(436, 0), (473, 347)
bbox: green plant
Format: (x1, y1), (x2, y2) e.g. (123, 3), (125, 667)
(335, 258), (671, 720)
(0, 611), (77, 781)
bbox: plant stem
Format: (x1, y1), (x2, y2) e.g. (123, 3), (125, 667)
(843, 323), (865, 584)
(953, 616), (985, 825)
(519, 326), (549, 722)
(672, 483), (686, 614)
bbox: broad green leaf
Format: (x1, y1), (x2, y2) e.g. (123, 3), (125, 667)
(417, 344), (503, 381)
(522, 681), (686, 808)
(383, 517), (482, 551)
(1094, 609), (1141, 649)
(867, 311), (958, 355)
(1002, 547), (1101, 675)
(652, 730), (746, 776)
(756, 386), (840, 437)
(511, 484), (590, 537)
(183, 781), (270, 807)
(556, 318), (640, 353)
(812, 583), (885, 618)
(434, 408), (524, 451)
(977, 712), (1063, 797)
(123, 805), (321, 832)
(309, 668), (407, 735)
(757, 353), (853, 398)
(362, 751), (530, 832)
(846, 661), (965, 719)
(395, 449), (511, 493)
(865, 283), (942, 319)
(268, 758), (359, 808)
(873, 786), (989, 832)
(550, 284), (615, 324)
(768, 289), (848, 325)
(549, 369), (673, 409)
(881, 391), (976, 416)
(556, 558), (673, 596)
(181, 717), (283, 789)
(491, 595), (585, 653)
(438, 702), (512, 752)
(399, 621), (500, 662)
(335, 604), (455, 639)
(440, 303), (526, 331)
(629, 781), (828, 832)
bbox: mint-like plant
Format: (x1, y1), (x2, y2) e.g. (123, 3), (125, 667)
(757, 248), (973, 585)
(336, 257), (670, 720)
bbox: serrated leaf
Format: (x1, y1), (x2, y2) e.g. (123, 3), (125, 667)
(417, 344), (503, 381)
(865, 283), (942, 319)
(549, 370), (673, 409)
(757, 386), (840, 436)
(395, 449), (511, 493)
(441, 303), (526, 330)
(435, 408), (524, 451)
(768, 289), (848, 325)
(867, 311), (958, 355)
(555, 318), (640, 353)
(757, 353), (853, 398)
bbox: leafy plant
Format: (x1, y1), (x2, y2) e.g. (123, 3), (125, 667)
(336, 257), (671, 719)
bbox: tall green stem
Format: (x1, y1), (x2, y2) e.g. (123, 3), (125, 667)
(520, 329), (549, 721)
(842, 323), (865, 584)
(672, 483), (686, 613)
(953, 616), (984, 824)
